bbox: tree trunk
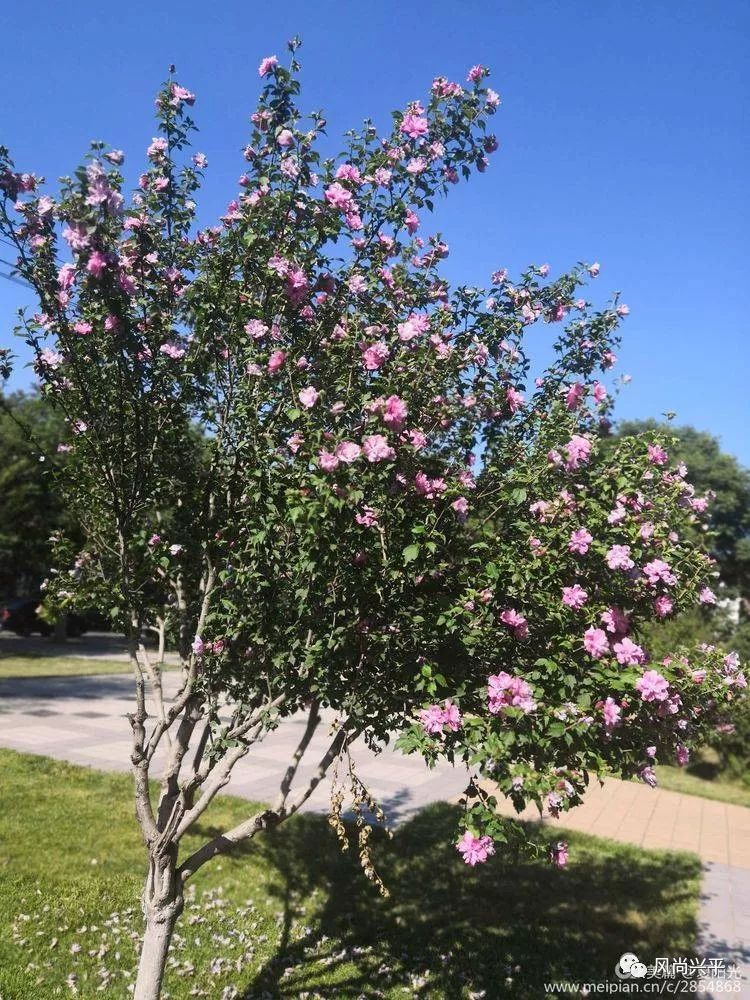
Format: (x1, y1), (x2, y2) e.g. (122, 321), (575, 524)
(133, 851), (183, 1000)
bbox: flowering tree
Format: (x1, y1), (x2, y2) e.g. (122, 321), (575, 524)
(0, 41), (744, 999)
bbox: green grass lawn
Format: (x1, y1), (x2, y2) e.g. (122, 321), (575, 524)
(655, 748), (750, 809)
(0, 749), (702, 999)
(0, 655), (171, 679)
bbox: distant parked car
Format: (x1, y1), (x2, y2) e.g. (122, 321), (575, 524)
(0, 598), (88, 638)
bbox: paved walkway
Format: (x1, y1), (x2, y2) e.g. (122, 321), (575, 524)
(0, 671), (748, 992)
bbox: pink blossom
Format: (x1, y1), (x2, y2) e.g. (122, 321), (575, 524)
(160, 342), (186, 360)
(191, 636), (205, 657)
(676, 744), (690, 767)
(268, 349), (286, 373)
(568, 528), (593, 555)
(647, 444), (668, 465)
(602, 697), (621, 729)
(499, 608), (528, 638)
(86, 250), (107, 277)
(488, 672), (536, 714)
(601, 607), (629, 635)
(361, 342), (390, 371)
(286, 432), (304, 454)
(397, 313), (430, 341)
(363, 434), (395, 463)
(335, 440), (361, 464)
(506, 387), (525, 412)
(565, 382), (584, 410)
(467, 64), (486, 82)
(405, 209), (420, 234)
(635, 670), (670, 702)
(418, 700), (462, 735)
(550, 841), (569, 868)
(355, 506), (379, 528)
(73, 321), (92, 336)
(406, 429), (427, 450)
(606, 545), (634, 570)
(613, 637), (645, 666)
(593, 382), (607, 404)
(639, 765), (657, 788)
(382, 395), (408, 429)
(583, 627), (609, 659)
(654, 595), (673, 618)
(401, 113), (429, 139)
(245, 319), (268, 339)
(318, 450), (340, 472)
(456, 831), (495, 867)
(563, 435), (592, 471)
(324, 182), (354, 210)
(530, 500), (550, 521)
(642, 558), (676, 587)
(452, 496), (469, 520)
(258, 55), (278, 77)
(699, 586), (717, 605)
(298, 386), (319, 409)
(562, 585), (588, 609)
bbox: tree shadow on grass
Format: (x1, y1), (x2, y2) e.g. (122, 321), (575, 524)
(229, 802), (701, 999)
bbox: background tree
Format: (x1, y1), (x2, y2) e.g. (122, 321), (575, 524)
(0, 389), (74, 595)
(0, 43), (744, 999)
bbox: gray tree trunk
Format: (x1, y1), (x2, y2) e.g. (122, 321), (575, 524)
(133, 851), (182, 1000)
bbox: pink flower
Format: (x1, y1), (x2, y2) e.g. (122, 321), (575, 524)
(613, 637), (645, 666)
(506, 387), (525, 412)
(456, 831), (495, 867)
(86, 250), (107, 277)
(699, 586), (717, 605)
(563, 435), (592, 470)
(298, 386), (319, 409)
(287, 432), (304, 454)
(405, 209), (419, 234)
(467, 64), (486, 82)
(635, 670), (670, 702)
(318, 450), (340, 472)
(642, 559), (676, 587)
(654, 595), (673, 618)
(562, 585), (588, 609)
(355, 506), (378, 528)
(191, 636), (205, 657)
(488, 672), (536, 714)
(601, 607), (629, 635)
(268, 350), (286, 373)
(647, 444), (668, 465)
(568, 528), (593, 555)
(452, 496), (469, 520)
(565, 382), (584, 410)
(258, 55), (278, 77)
(584, 627), (609, 659)
(640, 765), (657, 788)
(335, 440), (361, 464)
(362, 434), (395, 463)
(73, 321), (92, 336)
(382, 395), (408, 429)
(160, 342), (186, 360)
(245, 319), (268, 339)
(418, 700), (462, 735)
(606, 545), (634, 570)
(550, 841), (569, 868)
(324, 182), (354, 210)
(499, 608), (528, 639)
(676, 744), (690, 767)
(361, 342), (390, 371)
(335, 163), (362, 184)
(401, 113), (429, 139)
(602, 697), (621, 729)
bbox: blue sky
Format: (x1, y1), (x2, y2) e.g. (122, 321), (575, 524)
(1, 0), (748, 462)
